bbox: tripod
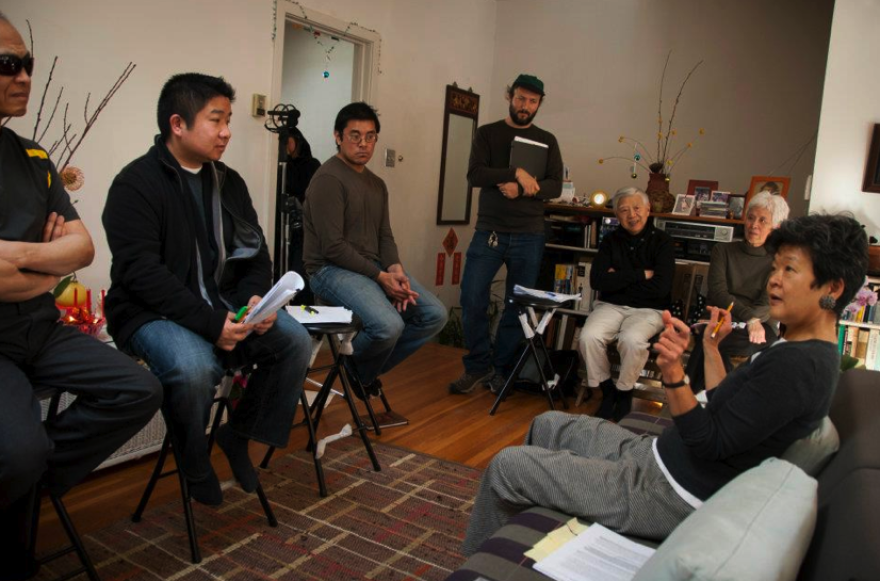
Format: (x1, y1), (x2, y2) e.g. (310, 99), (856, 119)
(267, 105), (312, 303)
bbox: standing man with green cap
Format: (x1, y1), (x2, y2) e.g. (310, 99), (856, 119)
(450, 74), (563, 395)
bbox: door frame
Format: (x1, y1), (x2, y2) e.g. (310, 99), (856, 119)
(265, 6), (380, 265)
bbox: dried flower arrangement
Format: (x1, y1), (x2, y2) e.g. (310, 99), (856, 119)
(598, 52), (703, 180)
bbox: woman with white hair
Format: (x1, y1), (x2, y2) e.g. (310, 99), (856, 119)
(686, 190), (791, 392)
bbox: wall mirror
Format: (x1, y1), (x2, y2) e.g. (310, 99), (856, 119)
(437, 85), (479, 225)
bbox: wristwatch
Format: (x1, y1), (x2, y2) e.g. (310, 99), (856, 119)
(662, 375), (690, 389)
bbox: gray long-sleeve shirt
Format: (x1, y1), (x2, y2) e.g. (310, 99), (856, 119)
(302, 156), (400, 278)
(707, 241), (773, 323)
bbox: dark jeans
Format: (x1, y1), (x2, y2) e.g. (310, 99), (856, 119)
(309, 264), (447, 386)
(460, 230), (545, 375)
(128, 310), (310, 482)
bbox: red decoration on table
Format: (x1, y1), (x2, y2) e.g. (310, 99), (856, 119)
(58, 286), (106, 337)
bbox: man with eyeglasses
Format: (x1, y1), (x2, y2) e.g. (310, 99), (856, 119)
(0, 14), (161, 579)
(450, 74), (563, 396)
(302, 102), (446, 398)
(577, 187), (674, 421)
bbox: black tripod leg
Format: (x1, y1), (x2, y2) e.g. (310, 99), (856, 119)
(489, 343), (532, 416)
(537, 337), (568, 409)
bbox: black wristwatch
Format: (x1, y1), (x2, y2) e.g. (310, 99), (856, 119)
(662, 375), (690, 389)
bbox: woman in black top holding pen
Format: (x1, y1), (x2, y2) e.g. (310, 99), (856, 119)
(463, 213), (865, 555)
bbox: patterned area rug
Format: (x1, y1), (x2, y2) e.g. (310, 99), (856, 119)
(37, 438), (482, 580)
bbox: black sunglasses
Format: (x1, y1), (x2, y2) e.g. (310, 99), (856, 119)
(0, 54), (34, 77)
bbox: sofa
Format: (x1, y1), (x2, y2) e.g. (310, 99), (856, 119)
(447, 368), (880, 581)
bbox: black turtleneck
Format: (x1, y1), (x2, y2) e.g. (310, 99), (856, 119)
(589, 221), (675, 309)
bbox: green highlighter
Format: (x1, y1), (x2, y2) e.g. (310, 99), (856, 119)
(234, 305), (250, 323)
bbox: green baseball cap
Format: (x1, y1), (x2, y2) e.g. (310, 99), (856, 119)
(512, 74), (545, 96)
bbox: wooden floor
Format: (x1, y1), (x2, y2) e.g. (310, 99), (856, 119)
(38, 342), (663, 550)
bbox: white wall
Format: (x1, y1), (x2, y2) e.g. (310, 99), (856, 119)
(277, 0), (498, 307)
(490, 0), (834, 218)
(4, 0), (498, 308)
(811, 0), (880, 238)
(4, 0), (278, 295)
(280, 21), (354, 164)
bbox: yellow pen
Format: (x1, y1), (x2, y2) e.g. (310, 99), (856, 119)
(710, 302), (734, 339)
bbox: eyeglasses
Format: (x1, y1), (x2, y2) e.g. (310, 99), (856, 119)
(343, 131), (378, 144)
(0, 54), (34, 77)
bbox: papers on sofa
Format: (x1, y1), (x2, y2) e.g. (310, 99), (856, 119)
(244, 271), (304, 324)
(533, 524), (655, 581)
(286, 305), (353, 324)
(514, 284), (581, 304)
(526, 518), (590, 561)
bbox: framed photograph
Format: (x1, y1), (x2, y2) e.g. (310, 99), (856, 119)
(710, 191), (730, 204)
(687, 179), (719, 200)
(863, 123), (880, 193)
(728, 195), (746, 220)
(672, 194), (696, 216)
(746, 175), (791, 209)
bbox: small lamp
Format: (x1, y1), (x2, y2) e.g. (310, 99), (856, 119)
(589, 190), (608, 209)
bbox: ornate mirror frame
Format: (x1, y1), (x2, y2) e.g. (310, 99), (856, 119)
(437, 85), (479, 225)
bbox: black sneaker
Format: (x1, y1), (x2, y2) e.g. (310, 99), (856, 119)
(351, 378), (381, 401)
(486, 373), (508, 395)
(449, 371), (492, 394)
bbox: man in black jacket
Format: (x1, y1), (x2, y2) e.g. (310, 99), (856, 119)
(576, 187), (675, 421)
(103, 73), (311, 506)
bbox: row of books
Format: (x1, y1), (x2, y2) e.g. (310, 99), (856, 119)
(840, 304), (880, 325)
(553, 262), (598, 313)
(839, 325), (880, 370)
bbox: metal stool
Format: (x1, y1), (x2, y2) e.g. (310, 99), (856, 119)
(312, 296), (408, 431)
(489, 293), (571, 415)
(260, 314), (381, 497)
(30, 390), (101, 581)
(131, 373), (277, 564)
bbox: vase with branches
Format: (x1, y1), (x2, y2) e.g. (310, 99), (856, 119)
(3, 21), (136, 312)
(598, 51), (703, 212)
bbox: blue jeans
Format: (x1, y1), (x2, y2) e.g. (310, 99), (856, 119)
(460, 230), (545, 375)
(309, 265), (447, 386)
(128, 310), (311, 482)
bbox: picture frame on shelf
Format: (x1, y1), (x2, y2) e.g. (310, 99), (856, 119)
(710, 191), (730, 203)
(687, 179), (719, 198)
(728, 195), (746, 220)
(746, 175), (791, 209)
(863, 123), (880, 193)
(672, 194), (696, 216)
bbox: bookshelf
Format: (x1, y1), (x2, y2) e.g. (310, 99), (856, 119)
(838, 275), (880, 370)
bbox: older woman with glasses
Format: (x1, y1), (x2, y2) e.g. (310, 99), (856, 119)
(686, 191), (790, 392)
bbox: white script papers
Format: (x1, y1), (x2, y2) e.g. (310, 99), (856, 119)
(513, 284), (581, 304)
(533, 524), (655, 581)
(286, 305), (353, 325)
(243, 271), (304, 324)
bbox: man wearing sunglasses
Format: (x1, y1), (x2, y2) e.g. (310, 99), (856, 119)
(0, 14), (162, 579)
(302, 102), (447, 398)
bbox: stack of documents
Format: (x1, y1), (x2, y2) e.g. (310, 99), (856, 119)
(530, 521), (656, 581)
(287, 305), (353, 325)
(514, 284), (581, 304)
